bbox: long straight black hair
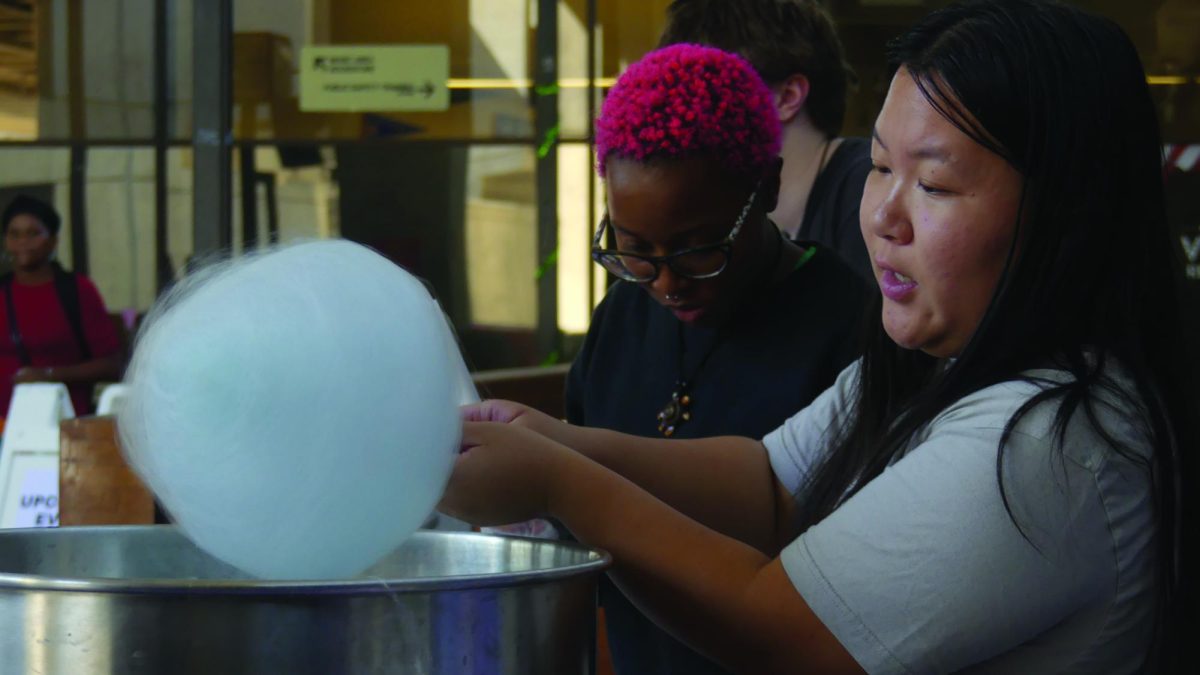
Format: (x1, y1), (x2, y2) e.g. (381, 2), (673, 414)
(794, 0), (1193, 669)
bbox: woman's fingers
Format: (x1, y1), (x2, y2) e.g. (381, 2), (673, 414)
(460, 420), (504, 448)
(460, 399), (537, 424)
(442, 421), (569, 525)
(459, 401), (491, 422)
(458, 420), (482, 453)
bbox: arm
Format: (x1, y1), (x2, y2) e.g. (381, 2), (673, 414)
(554, 449), (860, 674)
(569, 429), (795, 555)
(468, 401), (794, 554)
(442, 422), (861, 674)
(468, 357), (865, 552)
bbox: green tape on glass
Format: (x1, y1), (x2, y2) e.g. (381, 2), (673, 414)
(535, 248), (559, 281)
(540, 350), (561, 367)
(537, 125), (560, 159)
(534, 83), (559, 97)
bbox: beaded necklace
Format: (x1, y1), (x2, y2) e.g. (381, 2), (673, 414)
(656, 227), (786, 436)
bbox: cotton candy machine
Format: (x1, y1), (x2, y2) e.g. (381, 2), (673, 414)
(0, 526), (610, 674)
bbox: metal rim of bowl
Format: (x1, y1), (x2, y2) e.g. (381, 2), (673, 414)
(0, 527), (613, 596)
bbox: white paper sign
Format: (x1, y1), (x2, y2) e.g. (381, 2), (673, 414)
(1, 383), (74, 453)
(9, 465), (58, 528)
(0, 454), (60, 528)
(0, 383), (73, 529)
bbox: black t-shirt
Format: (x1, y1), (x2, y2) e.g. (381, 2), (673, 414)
(796, 137), (873, 283)
(565, 246), (868, 675)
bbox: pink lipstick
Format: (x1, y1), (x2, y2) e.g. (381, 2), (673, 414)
(879, 268), (917, 301)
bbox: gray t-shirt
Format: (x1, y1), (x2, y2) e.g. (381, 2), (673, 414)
(763, 362), (1157, 674)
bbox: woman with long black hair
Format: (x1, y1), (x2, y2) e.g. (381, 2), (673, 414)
(439, 1), (1193, 671)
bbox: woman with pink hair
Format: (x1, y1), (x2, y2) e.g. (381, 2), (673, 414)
(562, 43), (865, 674)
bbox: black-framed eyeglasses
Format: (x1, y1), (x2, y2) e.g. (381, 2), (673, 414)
(591, 185), (759, 283)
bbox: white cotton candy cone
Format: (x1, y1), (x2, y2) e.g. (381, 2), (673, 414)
(119, 240), (463, 580)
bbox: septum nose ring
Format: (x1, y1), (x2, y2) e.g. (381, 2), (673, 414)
(665, 293), (680, 302)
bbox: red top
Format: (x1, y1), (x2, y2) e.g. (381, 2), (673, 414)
(0, 275), (121, 416)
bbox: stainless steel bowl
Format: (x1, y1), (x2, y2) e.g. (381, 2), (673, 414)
(0, 526), (610, 674)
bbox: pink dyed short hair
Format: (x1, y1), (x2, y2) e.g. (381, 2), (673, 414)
(595, 43), (782, 180)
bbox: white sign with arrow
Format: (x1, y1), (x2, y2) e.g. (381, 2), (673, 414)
(299, 45), (450, 112)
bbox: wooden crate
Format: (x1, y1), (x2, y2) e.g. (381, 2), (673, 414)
(59, 415), (155, 526)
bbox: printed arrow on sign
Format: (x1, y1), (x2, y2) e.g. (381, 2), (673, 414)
(422, 81), (435, 98)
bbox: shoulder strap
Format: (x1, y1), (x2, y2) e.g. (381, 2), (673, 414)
(52, 263), (91, 361)
(2, 273), (30, 366)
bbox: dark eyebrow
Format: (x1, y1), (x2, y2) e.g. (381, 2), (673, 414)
(872, 126), (951, 162)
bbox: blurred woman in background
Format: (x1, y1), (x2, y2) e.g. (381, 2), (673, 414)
(0, 195), (122, 418)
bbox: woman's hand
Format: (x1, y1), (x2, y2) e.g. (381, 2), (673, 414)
(461, 399), (569, 440)
(461, 399), (536, 424)
(439, 420), (582, 527)
(12, 367), (54, 383)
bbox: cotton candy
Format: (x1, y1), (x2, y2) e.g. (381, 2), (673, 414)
(119, 240), (466, 579)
